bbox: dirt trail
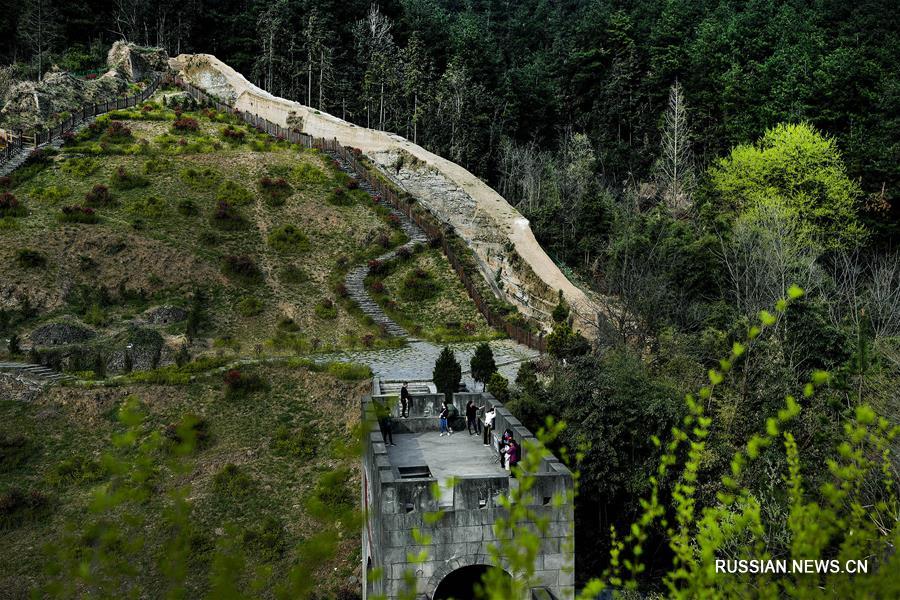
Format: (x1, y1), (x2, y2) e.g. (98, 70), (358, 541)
(170, 54), (601, 336)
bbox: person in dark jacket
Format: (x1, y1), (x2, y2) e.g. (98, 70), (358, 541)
(375, 400), (395, 446)
(400, 382), (410, 418)
(465, 400), (479, 435)
(439, 402), (450, 436)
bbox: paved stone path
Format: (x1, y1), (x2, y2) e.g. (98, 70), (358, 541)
(328, 150), (429, 339)
(316, 339), (539, 389)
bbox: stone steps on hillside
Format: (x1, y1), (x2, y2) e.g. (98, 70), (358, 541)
(325, 150), (433, 340)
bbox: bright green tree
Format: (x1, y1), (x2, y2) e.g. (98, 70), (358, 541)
(708, 123), (866, 251)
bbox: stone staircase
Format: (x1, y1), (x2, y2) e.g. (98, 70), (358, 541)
(0, 361), (73, 389)
(328, 151), (429, 340)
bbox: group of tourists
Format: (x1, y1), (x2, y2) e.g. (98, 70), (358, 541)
(382, 382), (521, 473)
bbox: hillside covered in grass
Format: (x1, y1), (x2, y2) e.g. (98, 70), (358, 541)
(0, 362), (368, 598)
(0, 86), (495, 377)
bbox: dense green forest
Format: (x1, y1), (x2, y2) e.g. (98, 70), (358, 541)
(2, 0), (898, 595)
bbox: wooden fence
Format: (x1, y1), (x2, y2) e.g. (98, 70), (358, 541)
(1, 75), (161, 168)
(170, 76), (548, 353)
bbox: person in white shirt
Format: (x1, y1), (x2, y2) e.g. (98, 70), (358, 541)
(483, 407), (495, 446)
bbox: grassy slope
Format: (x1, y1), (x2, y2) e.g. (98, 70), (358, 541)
(367, 247), (499, 343)
(1, 93), (409, 362)
(0, 364), (367, 598)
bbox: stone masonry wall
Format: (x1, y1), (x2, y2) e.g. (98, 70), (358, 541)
(362, 385), (575, 599)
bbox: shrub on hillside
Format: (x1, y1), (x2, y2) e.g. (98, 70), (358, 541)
(236, 295), (264, 317)
(85, 184), (113, 206)
(143, 156), (171, 175)
(128, 195), (167, 218)
(61, 156), (101, 178)
(258, 176), (292, 206)
(400, 268), (439, 301)
(368, 259), (386, 275)
(177, 199), (198, 216)
(172, 117), (200, 133)
(0, 488), (50, 530)
(267, 224), (309, 253)
(215, 180), (253, 206)
(0, 176), (10, 188)
(180, 167), (219, 189)
(15, 249), (45, 268)
(212, 463), (254, 498)
(162, 414), (211, 453)
(102, 121), (132, 142)
(314, 298), (337, 320)
(242, 516), (287, 563)
(221, 254), (262, 282)
(325, 361), (372, 381)
(46, 455), (107, 486)
(327, 186), (353, 206)
(292, 162), (327, 184)
(271, 425), (318, 458)
(211, 201), (247, 230)
(59, 205), (99, 224)
(0, 192), (25, 218)
(221, 125), (245, 142)
(111, 166), (150, 190)
(223, 368), (269, 399)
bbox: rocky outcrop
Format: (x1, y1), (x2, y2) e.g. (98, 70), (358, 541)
(143, 305), (188, 326)
(30, 322), (95, 347)
(0, 41), (164, 131)
(107, 41), (168, 81)
(169, 53), (602, 338)
(0, 371), (43, 402)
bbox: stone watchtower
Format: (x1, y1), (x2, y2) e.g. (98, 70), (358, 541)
(362, 378), (575, 599)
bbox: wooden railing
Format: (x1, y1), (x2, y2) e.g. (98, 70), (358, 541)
(1, 74), (161, 168)
(168, 76), (547, 353)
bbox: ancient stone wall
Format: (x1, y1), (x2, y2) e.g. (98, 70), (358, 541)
(169, 53), (600, 338)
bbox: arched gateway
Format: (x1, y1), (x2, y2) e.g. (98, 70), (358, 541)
(362, 379), (575, 600)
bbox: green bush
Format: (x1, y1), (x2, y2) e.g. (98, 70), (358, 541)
(216, 180), (253, 206)
(271, 424), (318, 458)
(400, 268), (440, 302)
(0, 192), (26, 218)
(292, 162), (327, 184)
(127, 195), (167, 218)
(46, 455), (107, 487)
(212, 201), (248, 230)
(223, 368), (269, 399)
(61, 157), (101, 178)
(267, 224), (309, 253)
(212, 463), (254, 498)
(324, 361), (372, 381)
(143, 156), (171, 175)
(162, 414), (211, 453)
(28, 185), (71, 203)
(177, 199), (198, 216)
(0, 488), (50, 530)
(16, 248), (46, 268)
(59, 205), (99, 224)
(306, 468), (354, 520)
(242, 516), (287, 563)
(258, 176), (293, 206)
(314, 298), (337, 320)
(236, 295), (264, 317)
(221, 255), (262, 283)
(111, 166), (150, 190)
(327, 187), (354, 206)
(84, 184), (113, 206)
(180, 167), (219, 189)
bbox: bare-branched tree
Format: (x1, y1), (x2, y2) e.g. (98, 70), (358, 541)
(655, 80), (695, 217)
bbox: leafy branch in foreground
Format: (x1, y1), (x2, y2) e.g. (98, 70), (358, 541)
(575, 285), (899, 599)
